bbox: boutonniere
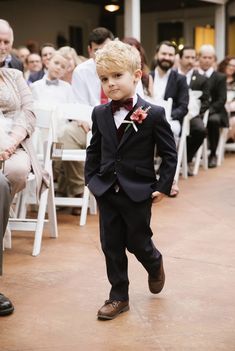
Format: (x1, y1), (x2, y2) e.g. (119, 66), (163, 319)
(123, 106), (151, 132)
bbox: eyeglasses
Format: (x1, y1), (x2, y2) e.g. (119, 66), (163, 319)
(28, 60), (41, 63)
(227, 64), (235, 69)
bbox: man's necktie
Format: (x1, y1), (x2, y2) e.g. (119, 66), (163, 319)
(111, 98), (133, 114)
(46, 79), (59, 86)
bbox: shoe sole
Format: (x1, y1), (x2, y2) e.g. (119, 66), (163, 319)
(0, 306), (14, 316)
(97, 305), (129, 320)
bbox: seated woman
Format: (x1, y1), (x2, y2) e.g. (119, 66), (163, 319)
(217, 56), (235, 141)
(0, 67), (48, 316)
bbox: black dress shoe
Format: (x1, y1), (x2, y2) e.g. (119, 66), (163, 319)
(148, 260), (165, 294)
(208, 155), (217, 168)
(97, 300), (129, 320)
(0, 293), (14, 316)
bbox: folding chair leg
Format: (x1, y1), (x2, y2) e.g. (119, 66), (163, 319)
(193, 145), (203, 176)
(80, 186), (90, 226)
(47, 179), (58, 238)
(89, 194), (97, 215)
(32, 188), (49, 256)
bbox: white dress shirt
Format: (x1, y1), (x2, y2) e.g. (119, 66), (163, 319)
(198, 67), (214, 78)
(153, 68), (171, 100)
(31, 75), (76, 106)
(113, 94), (138, 129)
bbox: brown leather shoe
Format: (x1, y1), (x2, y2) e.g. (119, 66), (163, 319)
(148, 260), (165, 294)
(97, 300), (129, 320)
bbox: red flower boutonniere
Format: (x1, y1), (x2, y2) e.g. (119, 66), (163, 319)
(123, 106), (151, 132)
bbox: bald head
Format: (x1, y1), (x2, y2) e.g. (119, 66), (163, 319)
(0, 19), (14, 63)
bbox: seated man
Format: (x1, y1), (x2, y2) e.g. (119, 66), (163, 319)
(178, 46), (209, 175)
(150, 41), (189, 139)
(198, 45), (229, 168)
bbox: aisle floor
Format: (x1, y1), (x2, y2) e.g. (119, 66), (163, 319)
(1, 155), (235, 351)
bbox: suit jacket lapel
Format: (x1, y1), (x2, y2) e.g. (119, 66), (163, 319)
(104, 104), (119, 147)
(164, 70), (174, 100)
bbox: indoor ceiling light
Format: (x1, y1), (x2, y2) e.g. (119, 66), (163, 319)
(104, 4), (120, 12)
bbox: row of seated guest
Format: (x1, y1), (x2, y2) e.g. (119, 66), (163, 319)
(8, 29), (231, 200)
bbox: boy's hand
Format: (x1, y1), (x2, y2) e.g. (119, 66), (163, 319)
(151, 191), (165, 204)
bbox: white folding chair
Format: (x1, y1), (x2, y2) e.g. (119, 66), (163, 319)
(193, 109), (209, 175)
(53, 103), (97, 226)
(174, 114), (190, 183)
(8, 103), (58, 256)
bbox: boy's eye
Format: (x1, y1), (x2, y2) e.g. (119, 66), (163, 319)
(114, 73), (122, 78)
(101, 77), (107, 83)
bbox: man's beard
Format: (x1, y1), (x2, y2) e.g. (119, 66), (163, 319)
(157, 58), (174, 72)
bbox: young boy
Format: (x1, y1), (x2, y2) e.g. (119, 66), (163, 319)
(85, 40), (177, 320)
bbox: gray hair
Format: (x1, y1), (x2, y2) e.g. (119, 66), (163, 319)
(0, 19), (14, 44)
(199, 44), (215, 56)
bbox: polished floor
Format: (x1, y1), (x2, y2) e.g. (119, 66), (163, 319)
(1, 154), (235, 351)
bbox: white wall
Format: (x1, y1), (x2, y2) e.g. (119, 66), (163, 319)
(0, 0), (100, 55)
(117, 6), (215, 65)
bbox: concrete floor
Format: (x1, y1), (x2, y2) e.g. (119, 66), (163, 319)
(1, 154), (235, 351)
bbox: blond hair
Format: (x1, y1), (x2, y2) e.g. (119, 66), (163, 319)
(95, 40), (141, 74)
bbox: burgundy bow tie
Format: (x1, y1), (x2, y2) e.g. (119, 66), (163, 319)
(111, 98), (133, 113)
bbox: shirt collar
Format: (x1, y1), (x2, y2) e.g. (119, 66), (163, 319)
(198, 66), (214, 78)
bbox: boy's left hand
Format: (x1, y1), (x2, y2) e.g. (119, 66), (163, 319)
(151, 191), (165, 204)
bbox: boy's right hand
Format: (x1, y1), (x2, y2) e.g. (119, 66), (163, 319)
(151, 191), (165, 204)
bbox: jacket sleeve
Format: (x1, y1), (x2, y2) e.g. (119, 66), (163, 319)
(11, 70), (36, 142)
(171, 75), (189, 123)
(84, 108), (102, 185)
(153, 108), (178, 195)
(209, 74), (227, 115)
(199, 77), (210, 116)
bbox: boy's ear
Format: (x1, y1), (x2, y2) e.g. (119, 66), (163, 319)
(134, 69), (142, 82)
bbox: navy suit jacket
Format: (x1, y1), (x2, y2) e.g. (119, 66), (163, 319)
(28, 69), (45, 83)
(85, 95), (177, 202)
(150, 69), (189, 124)
(7, 55), (23, 72)
(164, 70), (189, 124)
(189, 70), (210, 117)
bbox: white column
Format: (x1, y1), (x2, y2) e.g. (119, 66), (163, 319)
(124, 0), (140, 40)
(215, 4), (226, 61)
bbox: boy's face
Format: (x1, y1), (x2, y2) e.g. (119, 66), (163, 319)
(47, 54), (68, 80)
(97, 67), (142, 101)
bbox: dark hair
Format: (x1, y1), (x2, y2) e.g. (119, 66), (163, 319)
(217, 56), (235, 75)
(39, 43), (56, 56)
(88, 27), (114, 47)
(155, 40), (177, 54)
(178, 45), (195, 59)
(122, 37), (152, 96)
